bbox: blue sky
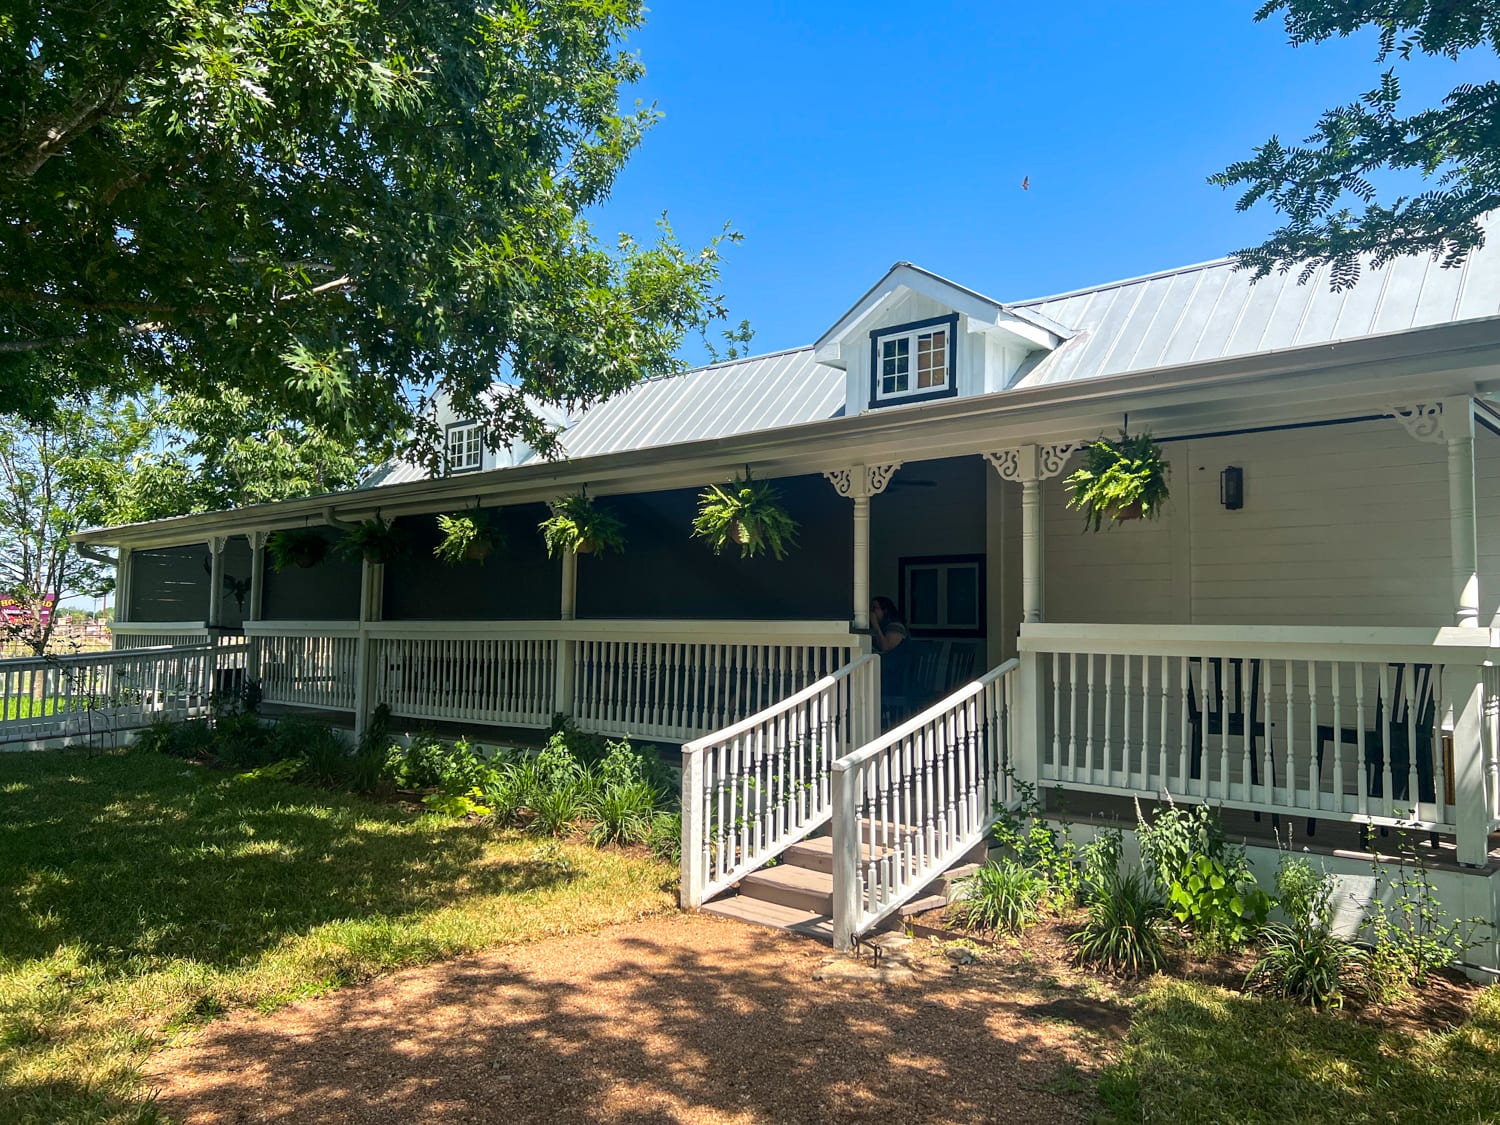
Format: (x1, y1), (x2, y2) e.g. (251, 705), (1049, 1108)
(593, 1), (1491, 366)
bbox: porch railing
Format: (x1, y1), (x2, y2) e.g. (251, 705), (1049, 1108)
(680, 652), (879, 909)
(369, 625), (557, 728)
(1020, 624), (1497, 865)
(0, 641), (244, 747)
(831, 659), (1019, 948)
(244, 622), (359, 712)
(110, 621), (212, 650)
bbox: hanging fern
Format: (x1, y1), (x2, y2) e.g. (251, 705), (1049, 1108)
(266, 529), (329, 571)
(339, 515), (406, 564)
(691, 473), (799, 560)
(1064, 432), (1170, 532)
(538, 494), (626, 557)
(434, 511), (505, 565)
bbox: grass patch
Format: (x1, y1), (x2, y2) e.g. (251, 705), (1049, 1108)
(0, 748), (676, 1124)
(1098, 978), (1500, 1123)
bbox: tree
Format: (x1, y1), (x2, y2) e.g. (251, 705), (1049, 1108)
(0, 400), (153, 654)
(1212, 1), (1500, 288)
(114, 390), (379, 523)
(0, 0), (737, 463)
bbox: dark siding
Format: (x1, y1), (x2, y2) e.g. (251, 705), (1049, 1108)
(577, 475), (851, 620)
(383, 504), (560, 620)
(128, 539), (254, 626)
(261, 529), (361, 620)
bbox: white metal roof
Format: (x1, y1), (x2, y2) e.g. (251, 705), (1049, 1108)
(1010, 214), (1500, 388)
(556, 346), (844, 460)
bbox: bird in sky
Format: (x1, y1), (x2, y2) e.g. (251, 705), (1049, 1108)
(1021, 176), (1030, 191)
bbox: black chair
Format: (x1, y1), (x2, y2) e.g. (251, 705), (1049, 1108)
(1306, 663), (1437, 846)
(1188, 657), (1273, 821)
(880, 639), (939, 729)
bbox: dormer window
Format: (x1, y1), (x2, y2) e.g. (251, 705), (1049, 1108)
(869, 314), (959, 407)
(445, 421), (483, 473)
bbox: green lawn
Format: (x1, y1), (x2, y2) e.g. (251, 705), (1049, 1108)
(0, 749), (676, 1124)
(1099, 978), (1500, 1123)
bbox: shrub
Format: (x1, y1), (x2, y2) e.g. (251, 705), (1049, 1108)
(992, 775), (1078, 902)
(1246, 857), (1361, 1009)
(1078, 828), (1124, 906)
(950, 859), (1048, 935)
(382, 735), (502, 794)
(647, 811), (682, 864)
(1136, 798), (1270, 950)
(528, 778), (591, 837)
(275, 718), (353, 787)
(1366, 840), (1491, 990)
(589, 778), (662, 846)
(1070, 867), (1170, 976)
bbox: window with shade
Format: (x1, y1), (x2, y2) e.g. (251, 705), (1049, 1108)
(868, 313), (959, 407)
(899, 554), (984, 637)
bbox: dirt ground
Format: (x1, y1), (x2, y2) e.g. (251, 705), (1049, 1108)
(149, 913), (1117, 1124)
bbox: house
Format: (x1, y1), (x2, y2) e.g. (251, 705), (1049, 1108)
(68, 220), (1500, 959)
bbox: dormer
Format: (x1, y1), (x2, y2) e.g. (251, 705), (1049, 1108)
(814, 263), (1070, 415)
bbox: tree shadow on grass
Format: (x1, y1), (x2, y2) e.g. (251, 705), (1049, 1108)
(0, 750), (578, 969)
(150, 920), (1104, 1125)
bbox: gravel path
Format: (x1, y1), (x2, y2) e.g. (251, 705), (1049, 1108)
(150, 913), (1110, 1124)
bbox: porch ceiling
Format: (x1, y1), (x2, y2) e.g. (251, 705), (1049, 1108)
(75, 316), (1500, 549)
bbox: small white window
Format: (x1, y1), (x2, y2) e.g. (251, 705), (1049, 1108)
(446, 422), (483, 473)
(870, 316), (957, 406)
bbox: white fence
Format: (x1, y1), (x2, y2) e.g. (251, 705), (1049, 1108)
(371, 630), (557, 728)
(1020, 625), (1498, 864)
(831, 659), (1018, 948)
(680, 653), (879, 908)
(0, 642), (242, 748)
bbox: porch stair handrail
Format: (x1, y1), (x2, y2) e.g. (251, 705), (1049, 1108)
(680, 652), (879, 909)
(831, 658), (1020, 950)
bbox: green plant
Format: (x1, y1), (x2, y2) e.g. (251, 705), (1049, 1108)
(1078, 828), (1124, 906)
(1245, 858), (1362, 1009)
(691, 472), (799, 560)
(646, 811), (682, 864)
(422, 789), (493, 818)
(589, 778), (662, 846)
(265, 528), (330, 571)
(213, 710), (273, 768)
(1366, 838), (1491, 989)
(382, 735), (501, 794)
(275, 718), (353, 787)
(539, 493), (626, 557)
(992, 775), (1079, 902)
(950, 859), (1048, 934)
(434, 510), (505, 565)
(1070, 867), (1170, 976)
(339, 514), (406, 565)
(1136, 798), (1270, 950)
(348, 705), (391, 793)
(1064, 431), (1170, 531)
(528, 778), (591, 837)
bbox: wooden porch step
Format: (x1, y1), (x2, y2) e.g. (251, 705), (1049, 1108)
(739, 863), (834, 915)
(783, 835), (892, 874)
(701, 895), (834, 940)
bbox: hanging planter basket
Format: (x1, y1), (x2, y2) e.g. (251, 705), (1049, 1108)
(434, 511), (505, 566)
(266, 529), (329, 571)
(691, 472), (799, 560)
(339, 515), (406, 565)
(1064, 432), (1170, 532)
(539, 494), (626, 558)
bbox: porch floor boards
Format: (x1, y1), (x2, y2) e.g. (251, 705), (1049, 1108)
(1048, 790), (1500, 874)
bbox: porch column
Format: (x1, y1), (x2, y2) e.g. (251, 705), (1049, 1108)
(1388, 400), (1480, 627)
(555, 548), (578, 717)
(247, 532), (267, 686)
(822, 463), (902, 631)
(984, 443), (1076, 625)
(207, 536), (227, 628)
(353, 558), (383, 739)
(114, 547), (132, 628)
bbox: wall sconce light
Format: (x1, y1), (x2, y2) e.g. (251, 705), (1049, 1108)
(1220, 465), (1244, 510)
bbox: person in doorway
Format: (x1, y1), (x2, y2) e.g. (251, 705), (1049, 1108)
(871, 596), (910, 726)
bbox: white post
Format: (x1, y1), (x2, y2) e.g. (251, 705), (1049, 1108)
(852, 494), (871, 631)
(680, 748), (706, 908)
(207, 536), (226, 628)
(1021, 476), (1043, 624)
(248, 533), (267, 688)
(1447, 406), (1480, 628)
(1013, 643), (1043, 790)
(1451, 665), (1489, 867)
(555, 549), (578, 718)
(115, 547), (132, 627)
(353, 559), (382, 739)
(831, 758), (860, 951)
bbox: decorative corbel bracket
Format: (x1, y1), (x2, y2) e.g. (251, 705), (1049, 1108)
(823, 462), (903, 499)
(983, 442), (1078, 483)
(249, 531), (269, 552)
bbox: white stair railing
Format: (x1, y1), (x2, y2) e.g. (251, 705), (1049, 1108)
(680, 653), (878, 908)
(831, 659), (1019, 950)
